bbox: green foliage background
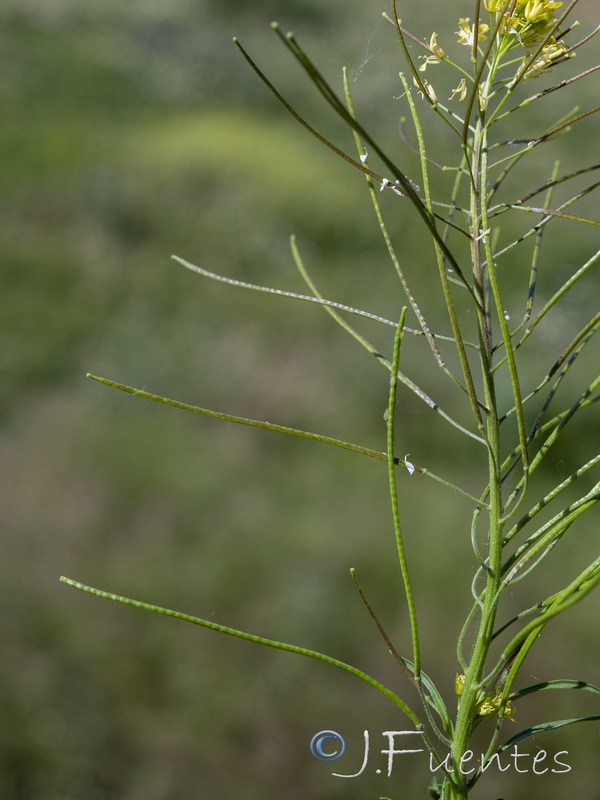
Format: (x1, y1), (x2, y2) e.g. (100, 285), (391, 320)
(1, 2), (597, 798)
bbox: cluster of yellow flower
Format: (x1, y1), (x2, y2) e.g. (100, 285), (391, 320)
(484, 0), (571, 79)
(486, 0), (562, 47)
(455, 674), (516, 721)
(417, 0), (572, 98)
(524, 37), (570, 79)
(476, 693), (516, 721)
(418, 33), (466, 102)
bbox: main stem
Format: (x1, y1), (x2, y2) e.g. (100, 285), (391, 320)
(449, 70), (505, 799)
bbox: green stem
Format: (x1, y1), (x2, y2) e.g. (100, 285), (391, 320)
(451, 69), (505, 798)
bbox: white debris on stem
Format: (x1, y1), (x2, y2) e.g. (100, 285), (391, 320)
(380, 178), (405, 197)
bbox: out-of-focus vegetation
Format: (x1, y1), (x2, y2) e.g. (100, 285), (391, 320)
(1, 2), (597, 799)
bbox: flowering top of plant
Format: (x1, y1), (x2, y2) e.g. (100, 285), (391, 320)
(485, 0), (572, 79)
(418, 0), (575, 104)
(502, 3), (561, 44)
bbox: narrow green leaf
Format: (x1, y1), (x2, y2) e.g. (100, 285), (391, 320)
(512, 679), (600, 702)
(500, 715), (600, 750)
(401, 658), (454, 737)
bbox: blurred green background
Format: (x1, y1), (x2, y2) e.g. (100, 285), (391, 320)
(1, 1), (598, 798)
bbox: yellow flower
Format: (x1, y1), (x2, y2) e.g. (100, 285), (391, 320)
(524, 37), (570, 78)
(476, 693), (516, 720)
(413, 76), (437, 103)
(523, 0), (562, 23)
(418, 58), (437, 72)
(456, 18), (490, 47)
(418, 33), (445, 72)
(484, 0), (506, 10)
(477, 698), (498, 716)
(455, 675), (516, 720)
(428, 32), (445, 59)
(449, 78), (468, 101)
(501, 0), (564, 47)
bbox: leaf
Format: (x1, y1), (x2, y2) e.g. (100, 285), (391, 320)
(401, 658), (454, 736)
(511, 678), (600, 702)
(499, 715), (600, 750)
